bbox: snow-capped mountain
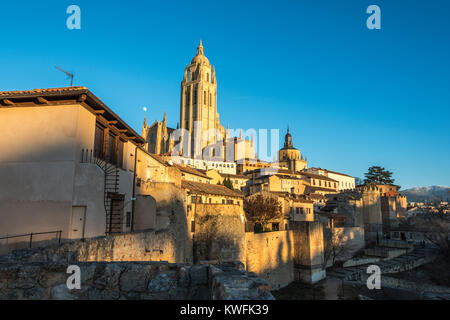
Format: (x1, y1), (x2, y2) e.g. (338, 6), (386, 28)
(400, 186), (450, 202)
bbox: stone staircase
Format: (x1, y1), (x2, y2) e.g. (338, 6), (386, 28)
(327, 247), (436, 281)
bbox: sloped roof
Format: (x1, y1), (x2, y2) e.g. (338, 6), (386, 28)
(0, 86), (145, 144)
(305, 186), (337, 193)
(181, 180), (244, 198)
(308, 167), (354, 178)
(175, 164), (211, 179)
(300, 172), (338, 182)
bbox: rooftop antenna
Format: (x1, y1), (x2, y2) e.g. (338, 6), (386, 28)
(55, 66), (74, 86)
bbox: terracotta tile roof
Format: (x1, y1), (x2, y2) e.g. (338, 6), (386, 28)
(308, 193), (328, 199)
(305, 186), (337, 193)
(0, 86), (88, 96)
(248, 190), (314, 204)
(148, 154), (170, 166)
(220, 173), (249, 179)
(181, 180), (244, 198)
(300, 171), (338, 182)
(308, 167), (354, 178)
(175, 164), (211, 179)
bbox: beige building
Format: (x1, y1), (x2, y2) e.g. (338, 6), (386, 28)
(236, 158), (275, 174)
(301, 171), (339, 195)
(248, 174), (308, 195)
(246, 190), (314, 232)
(0, 87), (150, 250)
(165, 155), (237, 175)
(175, 164), (212, 184)
(305, 167), (355, 191)
(182, 180), (245, 234)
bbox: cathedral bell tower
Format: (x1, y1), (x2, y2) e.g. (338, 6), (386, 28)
(278, 127), (308, 172)
(180, 40), (225, 158)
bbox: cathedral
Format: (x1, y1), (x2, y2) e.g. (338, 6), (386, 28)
(143, 41), (255, 162)
(180, 40), (225, 157)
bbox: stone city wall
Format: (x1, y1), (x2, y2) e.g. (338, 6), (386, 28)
(0, 261), (273, 300)
(0, 229), (191, 265)
(245, 231), (295, 290)
(193, 204), (246, 264)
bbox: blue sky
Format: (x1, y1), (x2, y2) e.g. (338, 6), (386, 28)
(1, 0), (449, 189)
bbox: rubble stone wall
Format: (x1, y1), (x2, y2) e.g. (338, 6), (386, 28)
(0, 261), (274, 300)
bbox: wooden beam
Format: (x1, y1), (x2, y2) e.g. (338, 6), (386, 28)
(94, 110), (105, 114)
(1, 99), (14, 106)
(118, 129), (128, 133)
(108, 120), (118, 125)
(36, 97), (48, 104)
(77, 94), (87, 102)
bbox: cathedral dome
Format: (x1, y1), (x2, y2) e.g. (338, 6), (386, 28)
(281, 127), (297, 150)
(190, 40), (210, 66)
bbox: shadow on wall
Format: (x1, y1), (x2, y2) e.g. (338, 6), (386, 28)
(0, 141), (108, 254)
(135, 182), (192, 263)
(245, 230), (295, 290)
(193, 204), (246, 264)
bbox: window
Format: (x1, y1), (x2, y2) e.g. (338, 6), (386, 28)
(126, 212), (132, 228)
(117, 139), (124, 168)
(191, 220), (195, 233)
(94, 123), (105, 158)
(272, 223), (280, 231)
(191, 196), (202, 204)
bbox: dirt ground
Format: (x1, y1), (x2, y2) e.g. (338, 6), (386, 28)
(388, 254), (450, 287)
(272, 254), (450, 300)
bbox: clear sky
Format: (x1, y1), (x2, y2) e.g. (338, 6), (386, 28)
(1, 0), (449, 189)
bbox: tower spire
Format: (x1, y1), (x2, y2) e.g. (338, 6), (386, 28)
(183, 64), (188, 82)
(197, 39), (204, 55)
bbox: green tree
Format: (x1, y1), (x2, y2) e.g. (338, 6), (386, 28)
(364, 166), (395, 185)
(222, 177), (234, 190)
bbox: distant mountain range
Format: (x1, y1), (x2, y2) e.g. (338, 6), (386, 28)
(400, 186), (450, 203)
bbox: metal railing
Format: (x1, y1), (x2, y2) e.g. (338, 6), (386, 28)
(0, 230), (62, 248)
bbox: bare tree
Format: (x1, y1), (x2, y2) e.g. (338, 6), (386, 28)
(421, 214), (450, 259)
(323, 227), (348, 267)
(244, 195), (282, 232)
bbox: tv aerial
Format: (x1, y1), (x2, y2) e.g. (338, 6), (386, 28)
(55, 66), (74, 86)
